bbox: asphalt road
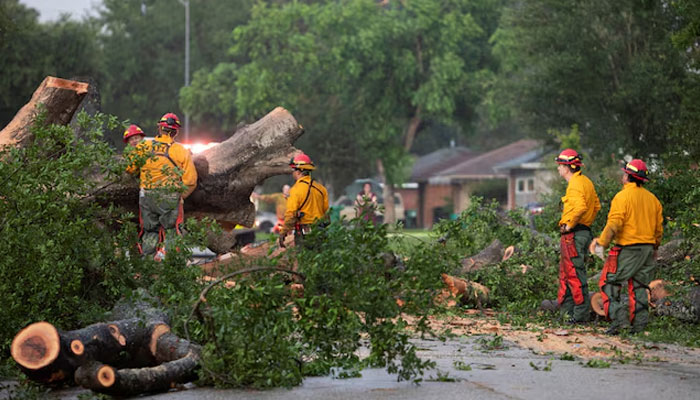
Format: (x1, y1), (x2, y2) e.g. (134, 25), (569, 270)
(6, 334), (698, 400)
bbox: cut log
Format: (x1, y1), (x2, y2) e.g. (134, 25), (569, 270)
(11, 293), (202, 395)
(0, 76), (88, 148)
(11, 315), (170, 384)
(74, 330), (200, 395)
(502, 245), (521, 262)
(438, 274), (490, 308)
(206, 227), (257, 254)
(456, 239), (504, 274)
(648, 279), (671, 307)
(590, 292), (605, 317)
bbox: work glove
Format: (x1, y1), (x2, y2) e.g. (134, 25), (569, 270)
(589, 238), (605, 260)
(559, 224), (570, 234)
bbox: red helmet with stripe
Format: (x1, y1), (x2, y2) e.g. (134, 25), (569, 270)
(622, 159), (649, 182)
(157, 113), (181, 131)
(122, 124), (145, 143)
(554, 149), (584, 166)
(289, 152), (315, 171)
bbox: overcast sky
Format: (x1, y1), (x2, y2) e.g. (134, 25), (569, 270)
(20, 0), (99, 22)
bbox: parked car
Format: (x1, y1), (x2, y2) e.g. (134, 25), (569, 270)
(255, 211), (278, 233)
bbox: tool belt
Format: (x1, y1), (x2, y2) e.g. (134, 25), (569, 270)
(296, 224), (312, 235)
(560, 224), (590, 235)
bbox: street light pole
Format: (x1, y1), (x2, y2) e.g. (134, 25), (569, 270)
(178, 0), (190, 142)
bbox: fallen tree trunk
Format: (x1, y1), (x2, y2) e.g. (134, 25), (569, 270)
(456, 239), (504, 274)
(2, 78), (305, 229)
(0, 76), (88, 149)
(93, 107), (303, 227)
(11, 295), (201, 395)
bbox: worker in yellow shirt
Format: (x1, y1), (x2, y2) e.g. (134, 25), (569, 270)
(278, 153), (328, 248)
(590, 159), (663, 334)
(126, 113), (198, 260)
(555, 149), (601, 323)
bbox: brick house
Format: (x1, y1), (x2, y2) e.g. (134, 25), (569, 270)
(407, 146), (479, 228)
(406, 139), (549, 228)
(493, 147), (557, 210)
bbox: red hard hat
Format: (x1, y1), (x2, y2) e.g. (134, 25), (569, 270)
(157, 113), (181, 130)
(122, 124), (145, 143)
(555, 149), (583, 166)
(622, 159), (649, 182)
(289, 152), (315, 171)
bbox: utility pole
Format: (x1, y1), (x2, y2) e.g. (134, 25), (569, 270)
(178, 0), (190, 142)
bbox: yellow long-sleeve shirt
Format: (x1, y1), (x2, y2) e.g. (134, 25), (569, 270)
(281, 175), (329, 235)
(598, 183), (663, 248)
(126, 135), (197, 191)
(559, 171), (601, 228)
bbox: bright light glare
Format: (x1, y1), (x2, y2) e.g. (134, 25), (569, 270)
(183, 142), (218, 154)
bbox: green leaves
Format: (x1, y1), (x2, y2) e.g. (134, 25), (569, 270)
(490, 0), (687, 158)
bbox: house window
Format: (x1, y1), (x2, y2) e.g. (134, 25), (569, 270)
(516, 178), (535, 193)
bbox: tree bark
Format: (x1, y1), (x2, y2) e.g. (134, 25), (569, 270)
(655, 238), (689, 266)
(456, 239), (505, 275)
(655, 286), (700, 323)
(73, 332), (200, 396)
(0, 76), (88, 148)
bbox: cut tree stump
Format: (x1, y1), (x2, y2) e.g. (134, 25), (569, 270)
(11, 294), (201, 396)
(0, 76), (88, 149)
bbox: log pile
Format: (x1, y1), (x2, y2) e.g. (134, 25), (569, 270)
(11, 297), (201, 396)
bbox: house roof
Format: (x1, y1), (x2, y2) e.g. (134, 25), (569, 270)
(410, 146), (477, 182)
(493, 147), (555, 172)
(432, 139), (543, 181)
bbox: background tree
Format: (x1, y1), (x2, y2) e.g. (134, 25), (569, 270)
(183, 0), (504, 211)
(489, 0), (687, 159)
(0, 0), (101, 127)
(98, 0), (255, 142)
